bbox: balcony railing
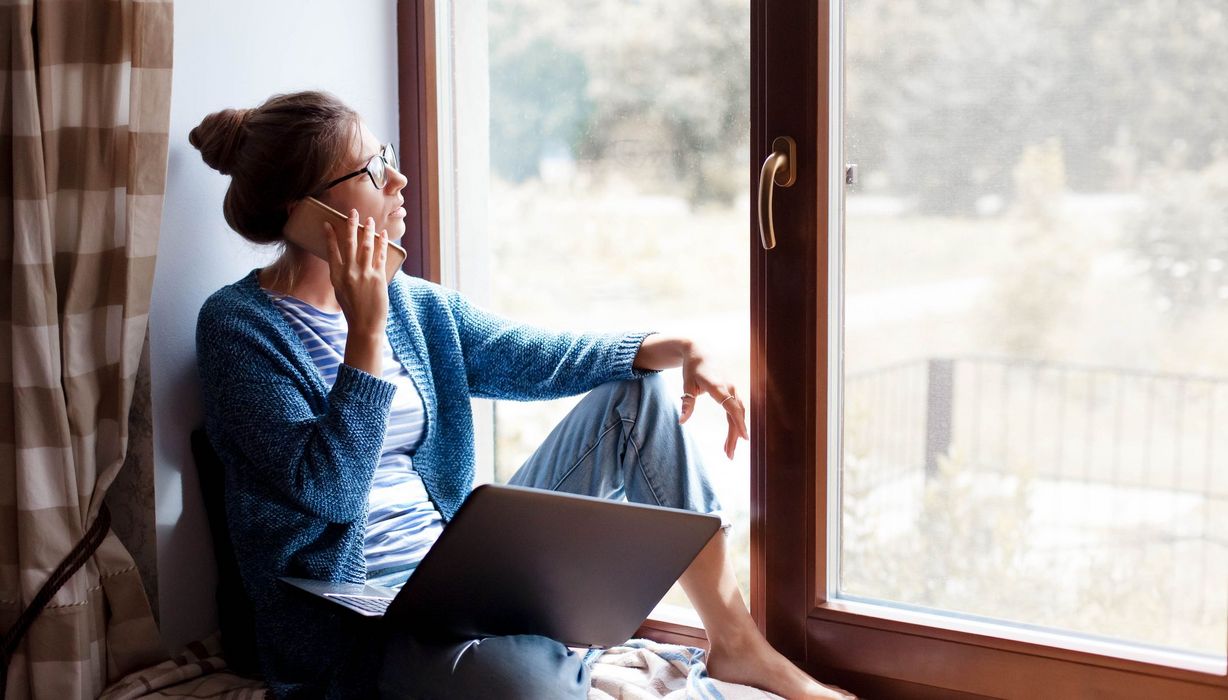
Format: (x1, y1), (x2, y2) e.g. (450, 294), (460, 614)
(843, 356), (1227, 652)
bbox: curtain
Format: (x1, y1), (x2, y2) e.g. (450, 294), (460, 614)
(1, 1), (174, 697)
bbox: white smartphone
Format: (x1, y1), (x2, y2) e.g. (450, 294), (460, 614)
(283, 197), (407, 284)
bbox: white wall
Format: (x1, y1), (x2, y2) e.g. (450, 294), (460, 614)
(153, 0), (400, 651)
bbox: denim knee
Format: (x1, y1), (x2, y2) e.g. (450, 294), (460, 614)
(380, 632), (589, 700)
(637, 372), (673, 405)
(589, 373), (674, 422)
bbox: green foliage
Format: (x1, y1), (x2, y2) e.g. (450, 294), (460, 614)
(981, 140), (1091, 358)
(1128, 155), (1228, 313)
(489, 0), (749, 205)
(846, 0), (1228, 214)
(489, 35), (593, 183)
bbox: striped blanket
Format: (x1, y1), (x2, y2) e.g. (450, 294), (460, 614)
(99, 635), (786, 700)
(586, 640), (785, 700)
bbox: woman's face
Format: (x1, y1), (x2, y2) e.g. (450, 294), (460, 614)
(315, 121), (409, 243)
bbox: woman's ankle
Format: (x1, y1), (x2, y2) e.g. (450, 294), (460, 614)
(705, 620), (769, 659)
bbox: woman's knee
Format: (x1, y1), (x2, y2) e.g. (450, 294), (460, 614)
(589, 373), (674, 419)
(381, 632), (588, 700)
(479, 635), (588, 698)
(636, 372), (672, 404)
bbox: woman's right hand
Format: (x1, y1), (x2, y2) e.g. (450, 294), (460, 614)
(326, 209), (389, 374)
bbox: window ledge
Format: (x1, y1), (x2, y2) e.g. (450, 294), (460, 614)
(812, 597), (1227, 683)
(637, 603), (707, 649)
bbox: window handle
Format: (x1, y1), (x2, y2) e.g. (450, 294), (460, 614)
(757, 136), (796, 250)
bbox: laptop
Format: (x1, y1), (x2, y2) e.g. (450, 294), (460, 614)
(281, 483), (721, 648)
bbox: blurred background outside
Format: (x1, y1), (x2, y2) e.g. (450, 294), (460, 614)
(443, 0), (1226, 656)
(841, 0), (1226, 658)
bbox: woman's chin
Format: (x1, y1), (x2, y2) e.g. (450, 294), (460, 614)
(387, 220), (408, 244)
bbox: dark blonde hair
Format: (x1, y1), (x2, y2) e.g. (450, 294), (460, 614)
(189, 91), (359, 244)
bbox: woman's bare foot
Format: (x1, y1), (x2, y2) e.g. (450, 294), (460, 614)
(707, 630), (856, 699)
(677, 532), (856, 698)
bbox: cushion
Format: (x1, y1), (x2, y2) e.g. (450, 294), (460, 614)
(190, 428), (261, 678)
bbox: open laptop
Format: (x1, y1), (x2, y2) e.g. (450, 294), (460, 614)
(281, 483), (721, 648)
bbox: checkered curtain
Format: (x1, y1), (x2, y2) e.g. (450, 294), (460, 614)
(0, 1), (173, 697)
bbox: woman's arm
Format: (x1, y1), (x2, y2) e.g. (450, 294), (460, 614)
(197, 297), (396, 523)
(442, 287), (654, 400)
(631, 334), (693, 371)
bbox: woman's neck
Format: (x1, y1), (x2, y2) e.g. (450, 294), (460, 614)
(258, 248), (341, 312)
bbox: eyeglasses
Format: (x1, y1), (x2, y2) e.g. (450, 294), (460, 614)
(316, 143), (399, 194)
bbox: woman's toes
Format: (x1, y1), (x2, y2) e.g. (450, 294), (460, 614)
(707, 644), (856, 699)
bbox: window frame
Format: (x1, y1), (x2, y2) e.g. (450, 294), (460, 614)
(396, 0), (442, 284)
(771, 1), (1228, 697)
(397, 0), (1228, 695)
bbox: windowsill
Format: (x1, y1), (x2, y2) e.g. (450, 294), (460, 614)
(813, 597), (1227, 678)
(637, 602), (707, 649)
(648, 601), (704, 630)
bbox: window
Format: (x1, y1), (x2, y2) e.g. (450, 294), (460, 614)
(430, 0), (751, 620)
(836, 0), (1228, 666)
(400, 0), (1228, 694)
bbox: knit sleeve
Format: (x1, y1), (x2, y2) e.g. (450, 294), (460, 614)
(196, 297), (397, 524)
(442, 287), (658, 401)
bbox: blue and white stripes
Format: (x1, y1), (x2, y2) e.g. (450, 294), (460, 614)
(266, 292), (443, 577)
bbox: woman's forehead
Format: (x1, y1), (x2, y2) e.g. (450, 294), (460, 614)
(353, 123), (379, 160)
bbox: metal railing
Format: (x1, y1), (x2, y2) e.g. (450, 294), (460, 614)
(847, 356), (1228, 498)
(843, 356), (1227, 645)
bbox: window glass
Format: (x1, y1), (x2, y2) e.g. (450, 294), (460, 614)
(439, 0), (751, 611)
(839, 0), (1228, 660)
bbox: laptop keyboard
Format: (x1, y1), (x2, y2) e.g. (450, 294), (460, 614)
(323, 593), (392, 615)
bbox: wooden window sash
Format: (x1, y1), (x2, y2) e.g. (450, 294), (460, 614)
(396, 0), (442, 284)
(764, 1), (1228, 697)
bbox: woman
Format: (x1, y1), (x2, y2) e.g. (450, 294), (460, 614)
(192, 91), (850, 699)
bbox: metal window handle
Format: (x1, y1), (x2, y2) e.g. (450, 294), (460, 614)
(758, 136), (796, 250)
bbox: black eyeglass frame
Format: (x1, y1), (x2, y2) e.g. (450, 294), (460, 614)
(314, 143), (399, 195)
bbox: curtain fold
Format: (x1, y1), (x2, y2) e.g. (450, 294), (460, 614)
(1, 1), (174, 697)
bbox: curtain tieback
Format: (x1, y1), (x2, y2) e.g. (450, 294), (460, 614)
(0, 504), (112, 697)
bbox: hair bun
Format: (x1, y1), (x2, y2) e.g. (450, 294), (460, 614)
(189, 108), (251, 175)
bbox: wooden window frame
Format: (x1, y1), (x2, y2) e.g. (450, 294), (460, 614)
(756, 2), (1228, 698)
(397, 0), (1227, 695)
(396, 0), (441, 284)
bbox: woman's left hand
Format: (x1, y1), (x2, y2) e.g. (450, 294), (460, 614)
(679, 351), (749, 460)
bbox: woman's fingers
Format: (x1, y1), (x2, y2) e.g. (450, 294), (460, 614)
(358, 217), (376, 271)
(376, 228), (388, 274)
(678, 369), (750, 456)
(679, 381), (701, 424)
(324, 221), (342, 269)
(342, 209), (359, 265)
(713, 386), (749, 458)
(723, 387), (749, 440)
(725, 412), (739, 459)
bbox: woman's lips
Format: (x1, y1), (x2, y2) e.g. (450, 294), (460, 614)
(390, 206), (407, 218)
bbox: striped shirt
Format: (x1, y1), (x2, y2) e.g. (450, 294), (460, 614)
(265, 291), (444, 577)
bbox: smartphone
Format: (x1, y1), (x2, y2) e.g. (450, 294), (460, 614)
(283, 197), (408, 284)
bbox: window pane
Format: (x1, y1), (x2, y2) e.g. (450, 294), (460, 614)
(439, 0), (751, 611)
(839, 0), (1227, 661)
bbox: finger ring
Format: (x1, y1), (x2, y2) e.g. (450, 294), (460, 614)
(681, 393), (695, 401)
(720, 395), (738, 407)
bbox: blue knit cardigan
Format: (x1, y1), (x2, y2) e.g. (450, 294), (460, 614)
(196, 269), (653, 699)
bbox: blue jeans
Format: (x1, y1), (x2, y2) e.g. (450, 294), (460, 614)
(378, 374), (723, 699)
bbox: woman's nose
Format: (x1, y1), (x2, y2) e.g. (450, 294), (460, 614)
(386, 165), (409, 191)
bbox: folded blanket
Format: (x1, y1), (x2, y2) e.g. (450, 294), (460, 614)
(100, 635), (787, 699)
(98, 635), (264, 700)
(586, 639), (784, 700)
